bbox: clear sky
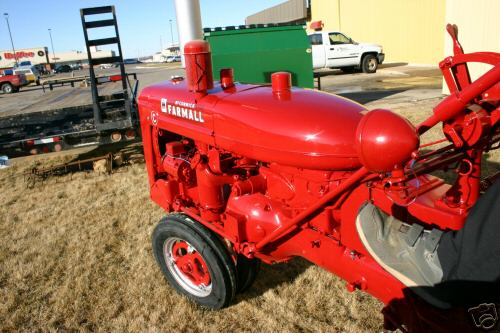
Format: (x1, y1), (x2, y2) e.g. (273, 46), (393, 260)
(0, 0), (284, 58)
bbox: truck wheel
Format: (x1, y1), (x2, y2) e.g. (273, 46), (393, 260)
(361, 54), (378, 73)
(236, 254), (260, 293)
(1, 83), (14, 94)
(152, 214), (237, 309)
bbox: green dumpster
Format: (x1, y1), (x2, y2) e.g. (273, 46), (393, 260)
(204, 24), (314, 89)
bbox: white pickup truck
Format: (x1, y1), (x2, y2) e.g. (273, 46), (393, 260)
(309, 31), (384, 73)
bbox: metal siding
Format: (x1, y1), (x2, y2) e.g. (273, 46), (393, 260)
(205, 26), (313, 88)
(246, 0), (307, 24)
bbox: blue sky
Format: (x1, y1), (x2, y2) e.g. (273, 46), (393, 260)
(0, 0), (284, 58)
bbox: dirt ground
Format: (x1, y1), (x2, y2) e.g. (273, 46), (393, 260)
(1, 69), (499, 332)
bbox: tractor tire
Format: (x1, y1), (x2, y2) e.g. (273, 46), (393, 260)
(361, 54), (378, 73)
(236, 254), (260, 293)
(1, 83), (14, 94)
(152, 214), (237, 309)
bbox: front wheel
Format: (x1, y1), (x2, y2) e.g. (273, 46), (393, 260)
(1, 83), (14, 94)
(152, 214), (237, 309)
(361, 54), (378, 73)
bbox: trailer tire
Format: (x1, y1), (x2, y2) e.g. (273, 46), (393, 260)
(361, 54), (378, 73)
(236, 254), (260, 293)
(152, 214), (236, 309)
(1, 83), (14, 94)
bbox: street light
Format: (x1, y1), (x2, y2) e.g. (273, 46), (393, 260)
(48, 28), (56, 66)
(3, 13), (18, 67)
(169, 19), (174, 46)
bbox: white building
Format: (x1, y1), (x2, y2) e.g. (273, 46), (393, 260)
(0, 47), (49, 68)
(0, 46), (115, 69)
(152, 44), (181, 63)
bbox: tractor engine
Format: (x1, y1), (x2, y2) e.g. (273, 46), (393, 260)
(138, 40), (403, 256)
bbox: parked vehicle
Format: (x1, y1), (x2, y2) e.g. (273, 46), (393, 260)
(70, 64), (83, 70)
(0, 73), (29, 93)
(13, 65), (41, 85)
(173, 55), (181, 62)
(98, 63), (115, 69)
(123, 58), (140, 64)
(14, 61), (33, 67)
(165, 56), (176, 63)
(54, 65), (73, 73)
(309, 31), (384, 73)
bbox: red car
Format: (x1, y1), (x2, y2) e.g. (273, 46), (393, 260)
(0, 73), (29, 94)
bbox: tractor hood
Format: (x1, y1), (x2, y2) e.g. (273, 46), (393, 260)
(139, 80), (366, 171)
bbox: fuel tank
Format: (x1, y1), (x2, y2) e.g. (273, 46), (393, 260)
(139, 79), (366, 170)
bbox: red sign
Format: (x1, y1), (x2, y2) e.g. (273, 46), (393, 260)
(4, 51), (35, 59)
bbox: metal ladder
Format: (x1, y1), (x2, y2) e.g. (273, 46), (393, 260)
(80, 6), (132, 131)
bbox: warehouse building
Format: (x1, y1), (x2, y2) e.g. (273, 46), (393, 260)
(247, 0), (499, 79)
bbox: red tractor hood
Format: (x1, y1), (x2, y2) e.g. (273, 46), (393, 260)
(139, 81), (366, 170)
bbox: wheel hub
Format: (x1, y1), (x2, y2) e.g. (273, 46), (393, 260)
(164, 237), (212, 297)
(369, 59), (377, 70)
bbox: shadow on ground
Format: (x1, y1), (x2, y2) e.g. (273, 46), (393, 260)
(379, 62), (409, 69)
(339, 88), (407, 104)
(236, 257), (312, 302)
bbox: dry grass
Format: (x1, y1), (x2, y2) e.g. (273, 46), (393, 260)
(1, 97), (499, 333)
(0, 158), (384, 333)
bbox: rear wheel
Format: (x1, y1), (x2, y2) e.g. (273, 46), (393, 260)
(236, 254), (260, 293)
(361, 54), (378, 73)
(1, 83), (13, 94)
(152, 214), (237, 309)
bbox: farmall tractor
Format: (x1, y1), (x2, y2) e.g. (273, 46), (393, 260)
(138, 25), (499, 331)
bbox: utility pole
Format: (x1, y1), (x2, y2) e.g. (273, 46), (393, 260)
(48, 28), (56, 66)
(3, 13), (18, 67)
(160, 35), (163, 51)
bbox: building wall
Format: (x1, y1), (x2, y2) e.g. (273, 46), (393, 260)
(55, 50), (115, 65)
(443, 0), (500, 92)
(246, 0), (307, 25)
(310, 0), (446, 64)
(0, 46), (115, 68)
(0, 47), (49, 68)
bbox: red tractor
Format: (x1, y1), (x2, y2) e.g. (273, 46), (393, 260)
(138, 25), (499, 331)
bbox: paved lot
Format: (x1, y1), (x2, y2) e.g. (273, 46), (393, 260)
(316, 64), (443, 106)
(0, 62), (442, 117)
(0, 63), (184, 117)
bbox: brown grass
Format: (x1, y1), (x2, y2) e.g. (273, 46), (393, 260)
(0, 158), (385, 333)
(1, 98), (498, 333)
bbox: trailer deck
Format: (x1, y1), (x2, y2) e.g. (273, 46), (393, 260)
(0, 80), (121, 118)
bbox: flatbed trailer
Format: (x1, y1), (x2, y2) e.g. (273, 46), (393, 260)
(0, 83), (138, 156)
(0, 5), (140, 157)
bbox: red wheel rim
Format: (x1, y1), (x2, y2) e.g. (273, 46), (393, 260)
(163, 237), (212, 297)
(171, 241), (211, 286)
